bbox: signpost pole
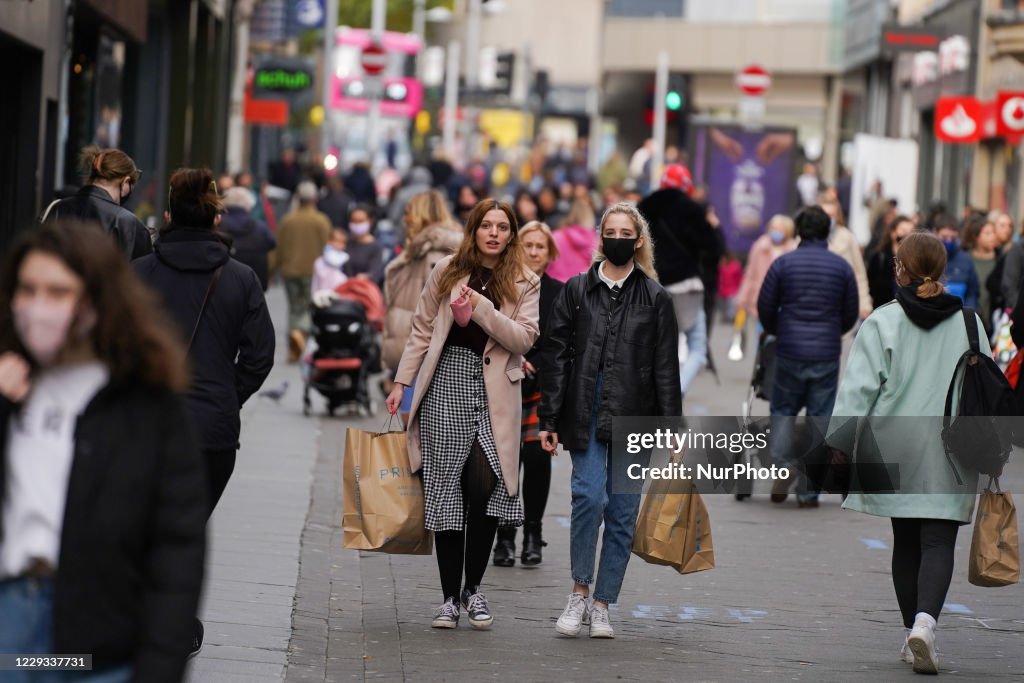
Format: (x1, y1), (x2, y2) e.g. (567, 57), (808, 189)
(650, 50), (669, 192)
(367, 0), (386, 169)
(444, 40), (461, 162)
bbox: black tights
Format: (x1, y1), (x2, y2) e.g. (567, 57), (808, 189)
(890, 518), (959, 628)
(521, 441), (551, 524)
(435, 442), (499, 601)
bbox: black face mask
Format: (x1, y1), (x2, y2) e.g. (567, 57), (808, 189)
(603, 237), (638, 267)
(119, 180), (133, 204)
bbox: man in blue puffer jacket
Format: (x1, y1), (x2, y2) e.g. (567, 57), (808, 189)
(758, 206), (858, 507)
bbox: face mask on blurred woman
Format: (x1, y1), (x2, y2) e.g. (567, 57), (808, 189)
(12, 299), (95, 367)
(349, 222), (372, 237)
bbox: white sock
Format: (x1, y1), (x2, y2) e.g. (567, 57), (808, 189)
(913, 612), (936, 632)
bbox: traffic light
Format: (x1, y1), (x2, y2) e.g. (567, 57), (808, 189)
(533, 69), (550, 104)
(666, 75), (686, 112)
(666, 90), (683, 111)
(494, 52), (515, 96)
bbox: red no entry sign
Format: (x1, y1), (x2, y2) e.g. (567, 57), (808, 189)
(361, 42), (387, 76)
(736, 64), (771, 96)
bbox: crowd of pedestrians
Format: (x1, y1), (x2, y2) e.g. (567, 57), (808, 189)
(0, 140), (1019, 679)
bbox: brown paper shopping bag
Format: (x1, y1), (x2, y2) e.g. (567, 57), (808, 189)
(631, 476), (715, 575)
(342, 427), (433, 555)
(968, 480), (1020, 587)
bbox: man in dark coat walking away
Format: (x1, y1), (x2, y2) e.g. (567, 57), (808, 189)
(757, 205), (858, 508)
(317, 174), (354, 231)
(637, 164), (721, 402)
(134, 168), (275, 656)
(221, 187), (276, 291)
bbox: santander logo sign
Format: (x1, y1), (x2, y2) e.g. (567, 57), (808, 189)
(935, 96), (981, 143)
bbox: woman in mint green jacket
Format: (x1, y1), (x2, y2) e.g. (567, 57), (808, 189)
(827, 232), (986, 675)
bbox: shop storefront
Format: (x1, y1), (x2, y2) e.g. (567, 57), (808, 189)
(908, 0), (982, 213)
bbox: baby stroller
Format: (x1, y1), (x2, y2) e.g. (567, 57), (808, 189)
(302, 280), (384, 417)
(734, 333), (776, 500)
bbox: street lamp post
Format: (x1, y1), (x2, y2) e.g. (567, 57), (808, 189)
(321, 0), (339, 161)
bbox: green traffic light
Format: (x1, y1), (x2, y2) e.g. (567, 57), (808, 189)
(666, 91), (683, 111)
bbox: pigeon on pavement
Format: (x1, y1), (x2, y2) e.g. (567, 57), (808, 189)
(259, 381), (289, 403)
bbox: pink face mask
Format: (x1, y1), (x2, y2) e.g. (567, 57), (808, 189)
(12, 299), (92, 366)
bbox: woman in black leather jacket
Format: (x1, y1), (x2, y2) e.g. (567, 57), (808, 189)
(46, 146), (152, 260)
(539, 202), (680, 640)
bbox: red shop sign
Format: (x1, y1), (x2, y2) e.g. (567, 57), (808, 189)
(935, 96), (982, 143)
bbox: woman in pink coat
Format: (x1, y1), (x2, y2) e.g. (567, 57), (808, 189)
(385, 199), (539, 632)
(736, 214), (797, 320)
(547, 200), (598, 283)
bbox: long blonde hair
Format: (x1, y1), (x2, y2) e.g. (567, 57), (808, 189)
(404, 190), (455, 243)
(593, 202), (658, 280)
(436, 199), (531, 307)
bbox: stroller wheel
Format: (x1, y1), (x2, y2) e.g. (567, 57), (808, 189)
(734, 493), (751, 501)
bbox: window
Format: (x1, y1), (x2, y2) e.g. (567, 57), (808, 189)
(606, 0), (684, 18)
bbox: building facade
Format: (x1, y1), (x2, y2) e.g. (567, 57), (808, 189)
(0, 0), (66, 248)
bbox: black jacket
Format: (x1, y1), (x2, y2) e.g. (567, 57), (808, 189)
(48, 186), (153, 260)
(220, 207), (276, 291)
(540, 264), (681, 450)
(637, 188), (721, 287)
(866, 245), (897, 309)
(523, 273), (564, 396)
(134, 228), (275, 450)
(0, 384), (206, 681)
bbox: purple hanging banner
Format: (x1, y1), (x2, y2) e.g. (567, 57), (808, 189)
(695, 125), (797, 254)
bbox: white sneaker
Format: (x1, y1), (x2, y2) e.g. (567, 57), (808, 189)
(900, 634), (914, 664)
(555, 592), (590, 637)
(589, 604), (614, 638)
(907, 619), (938, 674)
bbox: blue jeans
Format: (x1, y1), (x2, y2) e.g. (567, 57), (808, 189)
(568, 375), (649, 605)
(769, 355), (839, 503)
(680, 308), (707, 395)
(0, 578), (134, 683)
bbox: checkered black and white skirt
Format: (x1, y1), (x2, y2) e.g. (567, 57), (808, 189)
(419, 345), (523, 531)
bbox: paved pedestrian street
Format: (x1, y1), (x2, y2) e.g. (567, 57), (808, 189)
(185, 286), (1023, 682)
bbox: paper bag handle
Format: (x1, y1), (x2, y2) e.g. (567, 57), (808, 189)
(378, 412), (403, 434)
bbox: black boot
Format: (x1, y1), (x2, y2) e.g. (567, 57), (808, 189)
(492, 527), (515, 567)
(521, 522), (545, 566)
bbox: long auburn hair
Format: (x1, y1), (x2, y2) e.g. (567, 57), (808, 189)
(593, 202), (658, 280)
(0, 221), (188, 391)
(436, 199), (528, 307)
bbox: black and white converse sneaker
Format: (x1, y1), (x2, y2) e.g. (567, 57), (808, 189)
(461, 588), (494, 630)
(431, 597), (460, 629)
